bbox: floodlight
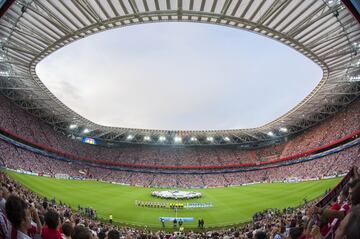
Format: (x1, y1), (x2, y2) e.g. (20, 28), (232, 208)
(190, 137), (197, 142)
(326, 0), (340, 6)
(159, 136), (166, 141)
(0, 71), (10, 76)
(83, 128), (90, 134)
(349, 75), (360, 82)
(144, 136), (151, 141)
(174, 136), (182, 143)
(279, 127), (288, 132)
(224, 137), (230, 141)
(206, 136), (214, 142)
(127, 135), (134, 140)
(69, 124), (77, 129)
(267, 131), (274, 136)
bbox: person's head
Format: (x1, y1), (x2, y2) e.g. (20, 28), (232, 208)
(62, 222), (74, 238)
(0, 187), (9, 199)
(72, 225), (91, 239)
(338, 186), (349, 204)
(335, 205), (360, 239)
(254, 231), (267, 239)
(107, 230), (120, 239)
(289, 219), (297, 228)
(289, 227), (303, 239)
(97, 230), (106, 239)
(348, 179), (359, 203)
(44, 209), (60, 229)
(5, 195), (32, 230)
(350, 183), (360, 206)
(43, 201), (48, 210)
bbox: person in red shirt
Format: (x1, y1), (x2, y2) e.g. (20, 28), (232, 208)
(41, 209), (61, 239)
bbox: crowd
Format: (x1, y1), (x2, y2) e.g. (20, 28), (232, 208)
(0, 166), (360, 239)
(280, 100), (360, 158)
(0, 94), (360, 238)
(0, 135), (359, 188)
(0, 95), (359, 169)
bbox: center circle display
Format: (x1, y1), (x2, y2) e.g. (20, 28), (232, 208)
(151, 190), (202, 199)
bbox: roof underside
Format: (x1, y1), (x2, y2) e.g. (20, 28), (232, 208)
(0, 0), (359, 146)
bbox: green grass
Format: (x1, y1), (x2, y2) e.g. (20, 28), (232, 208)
(7, 171), (341, 229)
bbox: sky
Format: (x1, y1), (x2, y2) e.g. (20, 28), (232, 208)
(36, 22), (322, 131)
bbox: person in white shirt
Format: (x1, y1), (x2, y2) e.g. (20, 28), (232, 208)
(5, 195), (41, 239)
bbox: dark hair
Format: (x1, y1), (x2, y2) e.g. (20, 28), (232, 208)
(348, 179), (359, 188)
(345, 206), (360, 239)
(351, 183), (360, 206)
(341, 185), (349, 198)
(254, 231), (267, 239)
(5, 195), (28, 229)
(289, 227), (303, 239)
(290, 219), (297, 228)
(62, 222), (74, 237)
(44, 209), (60, 229)
(42, 201), (48, 210)
(97, 229), (106, 239)
(72, 225), (91, 239)
(107, 230), (120, 239)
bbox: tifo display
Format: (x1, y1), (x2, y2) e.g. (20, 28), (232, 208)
(151, 190), (202, 199)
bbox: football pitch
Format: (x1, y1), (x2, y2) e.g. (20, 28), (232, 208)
(7, 171), (341, 229)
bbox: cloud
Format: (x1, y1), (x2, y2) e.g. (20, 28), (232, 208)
(36, 23), (322, 130)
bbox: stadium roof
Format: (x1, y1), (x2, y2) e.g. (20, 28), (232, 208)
(0, 0), (359, 146)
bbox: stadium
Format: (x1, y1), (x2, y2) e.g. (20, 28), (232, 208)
(0, 0), (360, 238)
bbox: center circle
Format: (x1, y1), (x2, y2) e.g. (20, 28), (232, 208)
(151, 190), (202, 199)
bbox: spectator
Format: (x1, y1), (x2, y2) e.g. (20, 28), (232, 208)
(71, 226), (91, 239)
(107, 230), (119, 239)
(61, 222), (73, 239)
(334, 205), (360, 239)
(254, 231), (267, 239)
(289, 227), (303, 239)
(5, 195), (41, 239)
(0, 187), (9, 212)
(42, 209), (62, 239)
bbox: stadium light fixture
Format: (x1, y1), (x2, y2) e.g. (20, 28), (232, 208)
(190, 137), (197, 142)
(159, 136), (166, 142)
(267, 131), (274, 136)
(206, 136), (214, 142)
(83, 128), (90, 134)
(279, 127), (288, 133)
(224, 136), (230, 142)
(127, 135), (134, 140)
(174, 136), (182, 143)
(0, 71), (10, 76)
(144, 136), (151, 141)
(349, 75), (360, 82)
(325, 0), (340, 6)
(69, 124), (77, 129)
(352, 42), (360, 50)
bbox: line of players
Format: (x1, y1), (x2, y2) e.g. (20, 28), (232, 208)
(135, 200), (184, 209)
(135, 200), (167, 208)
